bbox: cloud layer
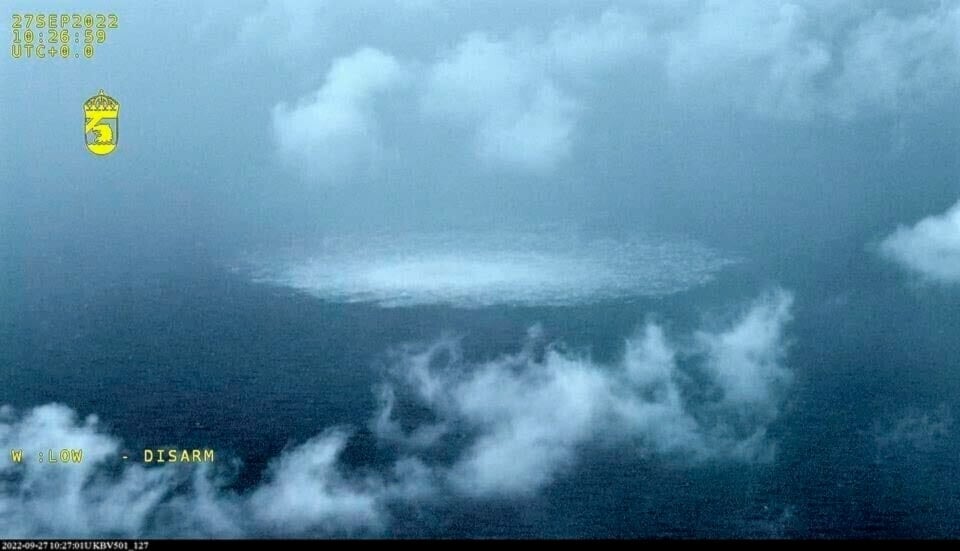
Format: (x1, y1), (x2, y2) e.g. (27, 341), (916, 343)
(880, 199), (960, 284)
(1, 290), (793, 537)
(269, 2), (960, 180)
(272, 48), (407, 182)
(665, 1), (960, 120)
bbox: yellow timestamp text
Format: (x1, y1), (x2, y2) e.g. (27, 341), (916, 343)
(10, 13), (118, 60)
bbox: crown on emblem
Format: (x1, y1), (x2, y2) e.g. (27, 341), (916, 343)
(84, 90), (119, 111)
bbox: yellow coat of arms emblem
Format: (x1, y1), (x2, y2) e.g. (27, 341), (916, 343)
(84, 90), (119, 156)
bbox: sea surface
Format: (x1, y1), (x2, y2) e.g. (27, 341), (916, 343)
(3, 238), (960, 538)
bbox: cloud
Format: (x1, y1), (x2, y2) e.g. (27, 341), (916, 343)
(665, 1), (832, 119)
(421, 10), (648, 171)
(258, 7), (652, 174)
(272, 47), (407, 183)
(422, 32), (577, 171)
(829, 4), (960, 119)
(264, 3), (959, 178)
(880, 199), (960, 284)
(376, 289), (795, 496)
(0, 290), (794, 536)
(696, 289), (793, 408)
(0, 404), (187, 538)
(0, 405), (387, 538)
(0, 404), (179, 538)
(247, 429), (386, 534)
(665, 1), (960, 120)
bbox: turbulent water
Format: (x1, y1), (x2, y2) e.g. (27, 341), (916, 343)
(241, 230), (735, 308)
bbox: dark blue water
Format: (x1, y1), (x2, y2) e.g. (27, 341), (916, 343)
(3, 244), (960, 538)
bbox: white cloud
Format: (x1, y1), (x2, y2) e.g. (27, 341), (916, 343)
(0, 405), (388, 538)
(264, 3), (959, 177)
(419, 2), (960, 133)
(377, 290), (795, 497)
(880, 199), (960, 284)
(421, 10), (648, 171)
(247, 430), (385, 535)
(697, 288), (793, 408)
(666, 1), (831, 120)
(272, 47), (406, 183)
(830, 4), (960, 119)
(0, 404), (186, 538)
(0, 290), (794, 536)
(664, 1), (960, 120)
(422, 32), (577, 171)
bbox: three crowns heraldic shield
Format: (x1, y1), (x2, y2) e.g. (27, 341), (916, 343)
(84, 90), (119, 156)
